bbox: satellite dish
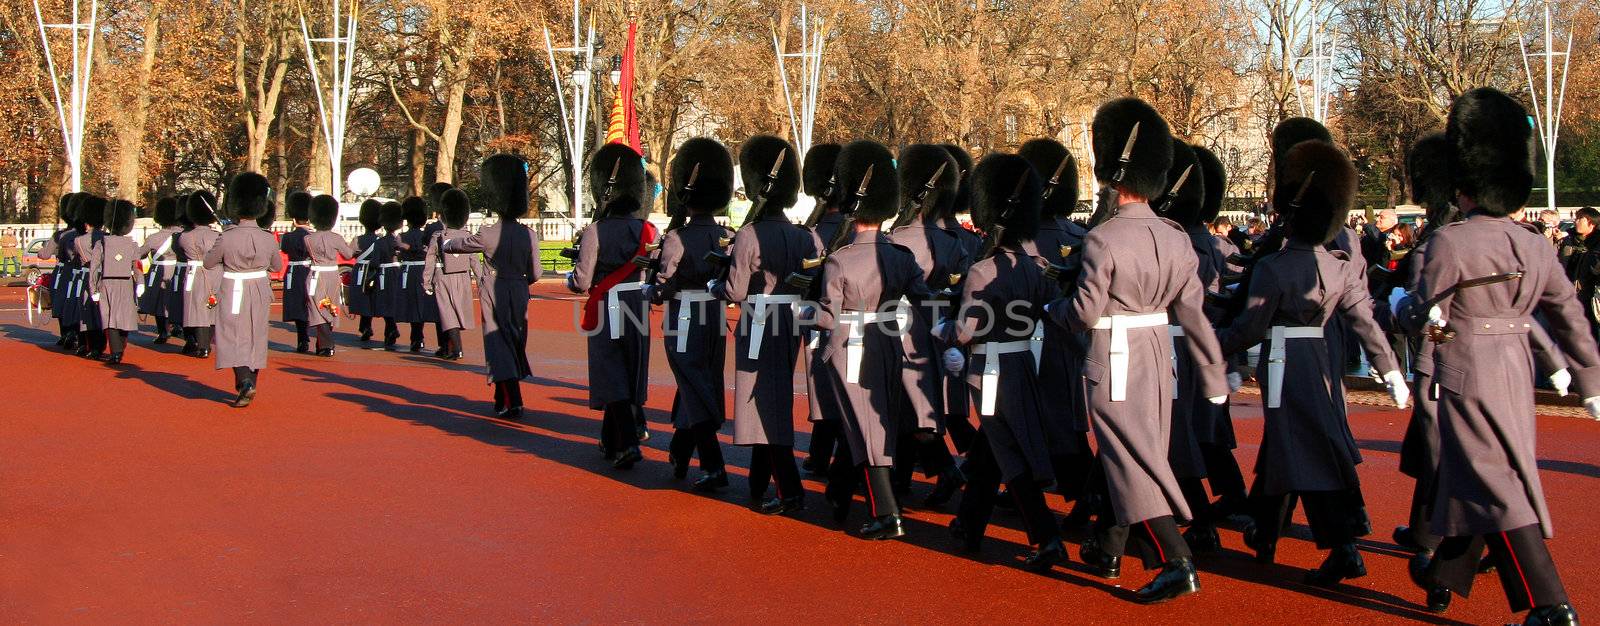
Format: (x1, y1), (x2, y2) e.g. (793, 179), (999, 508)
(348, 168), (381, 197)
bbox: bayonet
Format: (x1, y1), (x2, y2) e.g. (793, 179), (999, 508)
(1112, 121), (1140, 183)
(1041, 155), (1072, 200)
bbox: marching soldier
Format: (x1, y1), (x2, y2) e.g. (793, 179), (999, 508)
(304, 195), (353, 356)
(91, 199), (140, 364)
(179, 191), (221, 358)
(166, 193), (193, 344)
(799, 143), (846, 477)
(938, 143), (984, 456)
(38, 194), (81, 350)
(1189, 145), (1249, 519)
(424, 182), (453, 355)
(709, 134), (815, 513)
(887, 144), (968, 508)
(940, 152), (1069, 569)
(136, 197), (182, 344)
(423, 189), (479, 361)
(347, 199), (384, 342)
(648, 137), (734, 491)
(398, 197), (433, 353)
(442, 155), (541, 418)
(73, 195), (106, 359)
(280, 191), (314, 353)
(206, 173), (284, 408)
(805, 140), (928, 538)
(376, 201), (406, 350)
(1403, 87), (1600, 625)
(1045, 98), (1226, 603)
(570, 143), (656, 469)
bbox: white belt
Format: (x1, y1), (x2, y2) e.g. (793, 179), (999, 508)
(1091, 311), (1170, 401)
(284, 260), (312, 290)
(970, 323), (1045, 416)
(147, 259), (177, 288)
(841, 305), (910, 384)
(222, 270), (269, 314)
(184, 260), (203, 292)
(671, 289), (717, 353)
(307, 265), (339, 296)
(52, 265), (65, 290)
(378, 262), (401, 290)
(70, 267), (88, 299)
(746, 293), (802, 359)
(1265, 325), (1324, 408)
(1168, 326), (1184, 399)
(400, 261), (426, 289)
(607, 281), (648, 340)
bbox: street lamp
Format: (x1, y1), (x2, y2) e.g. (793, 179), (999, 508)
(544, 1), (597, 227)
(31, 0), (99, 194)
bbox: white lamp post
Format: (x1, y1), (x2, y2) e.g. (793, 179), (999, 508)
(299, 0), (360, 200)
(544, 1), (597, 228)
(772, 4), (826, 158)
(31, 0), (99, 193)
(1519, 0), (1574, 213)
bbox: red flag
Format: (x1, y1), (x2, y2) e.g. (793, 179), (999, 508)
(621, 22), (640, 151)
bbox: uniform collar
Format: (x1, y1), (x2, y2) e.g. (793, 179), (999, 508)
(1115, 202), (1155, 218)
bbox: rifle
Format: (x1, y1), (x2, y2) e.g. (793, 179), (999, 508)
(634, 163), (700, 288)
(706, 148), (787, 273)
(891, 161), (949, 230)
(800, 174), (837, 229)
(789, 165), (876, 291)
(561, 157), (625, 262)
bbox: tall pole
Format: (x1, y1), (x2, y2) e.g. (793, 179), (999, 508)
(1519, 0), (1573, 213)
(544, 7), (597, 227)
(32, 0), (99, 193)
(773, 4), (826, 158)
(299, 0), (360, 199)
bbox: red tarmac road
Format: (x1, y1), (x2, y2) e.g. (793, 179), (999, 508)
(2, 282), (1597, 623)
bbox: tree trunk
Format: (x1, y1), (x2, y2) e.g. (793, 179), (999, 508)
(115, 6), (162, 203)
(411, 128), (428, 197)
(309, 126), (330, 195)
(434, 30), (477, 186)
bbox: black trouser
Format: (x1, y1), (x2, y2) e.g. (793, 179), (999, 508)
(106, 329), (126, 355)
(59, 319), (76, 343)
(1406, 476), (1443, 552)
(600, 401), (641, 454)
(443, 328), (462, 354)
(1052, 444), (1096, 504)
(1248, 486), (1368, 549)
(382, 318), (398, 343)
(1200, 442), (1248, 505)
(669, 421), (725, 473)
(825, 440), (859, 507)
(946, 412), (979, 455)
(294, 320), (308, 346)
(435, 322), (447, 350)
(311, 323), (334, 350)
(409, 322), (425, 346)
(956, 428), (1059, 547)
(188, 326), (212, 351)
(358, 316), (373, 336)
(1097, 515), (1193, 568)
(1427, 524), (1568, 613)
(747, 444), (802, 501)
(231, 366), (258, 391)
(807, 420), (840, 469)
(1178, 477), (1216, 528)
(153, 316), (168, 337)
(82, 328), (105, 353)
(863, 465), (898, 518)
(492, 379), (523, 411)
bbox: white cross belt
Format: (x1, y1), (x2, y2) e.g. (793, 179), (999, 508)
(1091, 311), (1171, 401)
(670, 289), (718, 353)
(284, 260), (312, 290)
(745, 293), (801, 360)
(400, 261), (426, 289)
(841, 305), (910, 384)
(378, 262), (401, 290)
(222, 270), (269, 314)
(970, 322), (1045, 416)
(1265, 325), (1323, 408)
(184, 260), (204, 292)
(306, 265), (339, 296)
(607, 281), (648, 340)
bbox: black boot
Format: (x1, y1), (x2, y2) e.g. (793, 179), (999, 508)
(1135, 557), (1201, 604)
(1183, 524), (1221, 555)
(1304, 543), (1367, 587)
(692, 471), (728, 493)
(1079, 541), (1122, 579)
(1241, 521), (1276, 564)
(1023, 538), (1069, 573)
(1393, 525), (1425, 553)
(921, 465), (966, 509)
(1408, 551), (1453, 613)
(859, 515), (905, 540)
(232, 382), (257, 409)
(758, 495), (805, 516)
(612, 446), (642, 469)
(1524, 604), (1579, 626)
(949, 517), (982, 553)
(105, 352), (123, 365)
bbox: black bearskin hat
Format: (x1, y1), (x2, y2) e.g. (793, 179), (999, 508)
(255, 199), (277, 228)
(1272, 117), (1333, 165)
(401, 196), (428, 229)
(1407, 132), (1457, 223)
(1017, 138), (1079, 218)
(153, 197), (178, 228)
(285, 190), (312, 223)
(187, 190), (218, 226)
(1155, 139), (1206, 228)
(1276, 140), (1357, 246)
(57, 193), (81, 226)
(739, 134), (802, 212)
(971, 153), (1043, 245)
(896, 144), (959, 220)
(670, 137), (735, 215)
(480, 153), (531, 219)
(1448, 87), (1535, 217)
(803, 143), (842, 200)
(833, 140), (899, 223)
(441, 189), (471, 229)
(426, 182), (454, 212)
(380, 201), (404, 232)
(1192, 145), (1227, 223)
(587, 144), (648, 218)
(1092, 97), (1173, 199)
(78, 195), (107, 228)
(358, 198), (383, 232)
(106, 199), (137, 236)
(226, 173), (272, 221)
(176, 193), (194, 228)
(941, 144), (974, 216)
(310, 194), (340, 231)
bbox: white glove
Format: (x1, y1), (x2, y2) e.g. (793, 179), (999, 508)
(1208, 396), (1227, 405)
(564, 271), (578, 293)
(942, 347), (966, 375)
(706, 279), (723, 293)
(1427, 305), (1446, 328)
(639, 283), (656, 303)
(1226, 371), (1243, 393)
(931, 320), (953, 341)
(1383, 370), (1410, 409)
(135, 282), (145, 299)
(424, 289), (434, 296)
(796, 304), (816, 321)
(1388, 289), (1407, 318)
(1584, 396), (1600, 420)
(1551, 369), (1572, 397)
(90, 292), (100, 302)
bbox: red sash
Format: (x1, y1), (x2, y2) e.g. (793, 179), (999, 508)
(580, 220), (658, 332)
